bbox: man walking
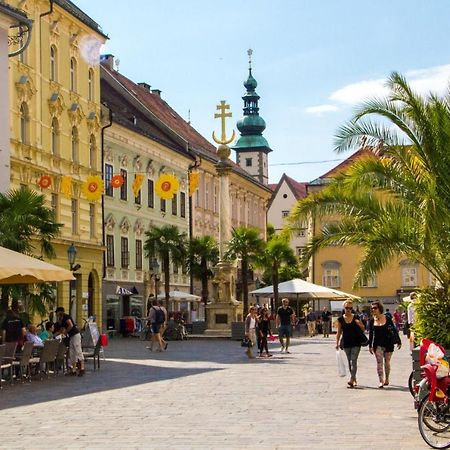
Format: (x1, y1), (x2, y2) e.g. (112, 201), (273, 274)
(148, 299), (165, 352)
(276, 298), (294, 353)
(306, 307), (316, 337)
(321, 306), (332, 338)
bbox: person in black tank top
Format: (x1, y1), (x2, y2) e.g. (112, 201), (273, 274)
(335, 299), (365, 388)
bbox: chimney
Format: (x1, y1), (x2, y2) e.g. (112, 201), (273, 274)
(100, 54), (115, 70)
(138, 82), (151, 91)
(151, 89), (162, 97)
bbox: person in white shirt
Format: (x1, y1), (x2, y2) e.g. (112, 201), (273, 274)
(244, 306), (258, 359)
(25, 324), (44, 347)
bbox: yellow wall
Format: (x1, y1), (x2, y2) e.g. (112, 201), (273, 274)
(7, 0), (106, 326)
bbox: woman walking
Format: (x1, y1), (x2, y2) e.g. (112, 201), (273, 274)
(368, 301), (402, 388)
(258, 308), (273, 357)
(244, 306), (258, 359)
(335, 299), (365, 388)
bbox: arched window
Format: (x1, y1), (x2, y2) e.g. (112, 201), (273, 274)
(51, 117), (59, 156)
(71, 126), (79, 162)
(89, 135), (96, 169)
(19, 102), (29, 144)
(50, 45), (57, 81)
(70, 57), (77, 91)
(88, 68), (94, 101)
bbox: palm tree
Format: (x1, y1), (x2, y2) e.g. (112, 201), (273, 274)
(225, 227), (265, 316)
(144, 224), (187, 309)
(187, 235), (219, 306)
(288, 72), (450, 292)
(258, 235), (298, 307)
(0, 188), (62, 312)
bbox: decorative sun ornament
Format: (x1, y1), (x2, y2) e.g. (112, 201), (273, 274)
(155, 173), (179, 200)
(189, 171), (200, 196)
(38, 175), (52, 189)
(111, 175), (124, 189)
(82, 175), (104, 201)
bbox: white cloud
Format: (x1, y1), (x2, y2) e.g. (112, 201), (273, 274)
(329, 64), (450, 106)
(304, 104), (339, 115)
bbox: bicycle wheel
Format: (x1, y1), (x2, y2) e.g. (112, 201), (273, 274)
(418, 398), (450, 449)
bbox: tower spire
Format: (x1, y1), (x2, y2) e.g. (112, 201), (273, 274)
(232, 50), (272, 185)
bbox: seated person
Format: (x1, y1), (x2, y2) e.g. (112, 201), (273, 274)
(38, 321), (54, 341)
(25, 324), (44, 347)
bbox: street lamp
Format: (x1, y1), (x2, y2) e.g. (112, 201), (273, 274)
(151, 258), (160, 298)
(67, 243), (80, 318)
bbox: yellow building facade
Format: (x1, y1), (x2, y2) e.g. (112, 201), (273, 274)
(7, 0), (107, 324)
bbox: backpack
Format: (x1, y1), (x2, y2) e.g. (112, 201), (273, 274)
(153, 307), (165, 324)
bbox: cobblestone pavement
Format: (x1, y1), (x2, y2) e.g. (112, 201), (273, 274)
(0, 334), (427, 449)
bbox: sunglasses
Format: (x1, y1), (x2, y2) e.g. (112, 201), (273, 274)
(344, 307), (352, 310)
(371, 306), (378, 310)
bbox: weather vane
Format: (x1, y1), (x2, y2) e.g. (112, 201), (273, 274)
(212, 100), (236, 145)
(248, 48), (253, 69)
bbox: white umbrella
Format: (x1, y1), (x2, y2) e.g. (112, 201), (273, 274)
(0, 246), (74, 285)
(249, 278), (359, 299)
(157, 290), (202, 302)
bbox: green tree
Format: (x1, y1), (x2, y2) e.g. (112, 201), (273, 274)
(144, 224), (187, 309)
(187, 235), (219, 305)
(225, 227), (265, 316)
(258, 235), (297, 307)
(287, 72), (450, 343)
(0, 188), (62, 313)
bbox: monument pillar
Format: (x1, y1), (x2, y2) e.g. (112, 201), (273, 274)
(205, 101), (242, 335)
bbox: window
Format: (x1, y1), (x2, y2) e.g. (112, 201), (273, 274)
(51, 193), (59, 221)
(71, 198), (78, 234)
(19, 103), (28, 144)
(282, 210), (289, 218)
(322, 261), (341, 288)
(50, 45), (57, 81)
(160, 198), (166, 212)
(135, 239), (142, 270)
(180, 192), (186, 218)
(246, 158), (252, 167)
(296, 247), (306, 258)
(147, 179), (154, 208)
(121, 237), (129, 268)
(105, 164), (113, 197)
(173, 263), (178, 274)
(360, 275), (378, 288)
(401, 262), (418, 287)
(205, 179), (210, 210)
(120, 169), (127, 200)
(172, 193), (177, 215)
(70, 57), (77, 92)
(89, 135), (96, 169)
(71, 127), (79, 162)
(89, 204), (96, 239)
(213, 184), (218, 213)
(134, 175), (141, 205)
(51, 117), (59, 156)
(106, 235), (115, 267)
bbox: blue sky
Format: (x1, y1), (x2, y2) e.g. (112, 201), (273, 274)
(75, 0), (450, 183)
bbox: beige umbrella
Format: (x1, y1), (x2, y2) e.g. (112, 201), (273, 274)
(0, 246), (75, 284)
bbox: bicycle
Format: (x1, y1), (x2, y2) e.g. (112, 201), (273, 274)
(417, 360), (450, 448)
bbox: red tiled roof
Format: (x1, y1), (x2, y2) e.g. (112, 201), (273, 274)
(284, 175), (307, 200)
(268, 183), (278, 191)
(103, 63), (217, 154)
(318, 148), (372, 179)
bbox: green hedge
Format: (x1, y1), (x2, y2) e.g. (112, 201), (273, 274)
(413, 288), (450, 349)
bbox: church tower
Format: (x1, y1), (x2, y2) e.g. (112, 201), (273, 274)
(232, 49), (272, 185)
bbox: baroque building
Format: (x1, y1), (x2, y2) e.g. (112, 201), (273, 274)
(7, 0), (107, 324)
(100, 56), (192, 330)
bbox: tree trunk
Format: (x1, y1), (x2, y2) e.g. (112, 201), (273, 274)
(164, 254), (170, 310)
(242, 258), (249, 317)
(272, 262), (280, 308)
(200, 257), (208, 305)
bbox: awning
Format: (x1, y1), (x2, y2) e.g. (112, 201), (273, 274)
(116, 286), (133, 295)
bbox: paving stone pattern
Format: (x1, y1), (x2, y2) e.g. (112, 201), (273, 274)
(0, 335), (427, 449)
